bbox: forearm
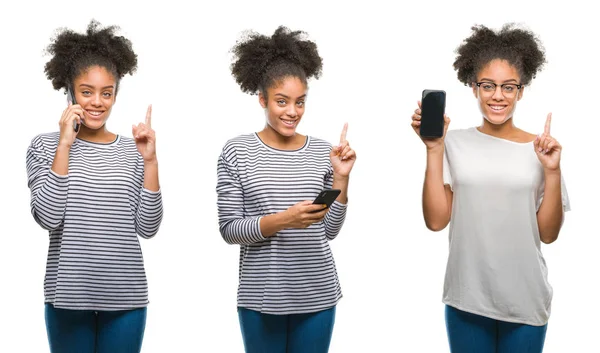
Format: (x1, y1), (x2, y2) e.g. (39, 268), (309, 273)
(135, 189), (163, 239)
(332, 174), (349, 204)
(133, 158), (162, 238)
(50, 144), (70, 176)
(219, 215), (268, 245)
(323, 201), (347, 240)
(259, 211), (292, 237)
(537, 169), (563, 244)
(143, 159), (160, 192)
(423, 146), (450, 231)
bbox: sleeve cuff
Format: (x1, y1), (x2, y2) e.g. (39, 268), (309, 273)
(142, 187), (162, 195)
(49, 169), (69, 180)
(255, 217), (267, 240)
(329, 200), (348, 214)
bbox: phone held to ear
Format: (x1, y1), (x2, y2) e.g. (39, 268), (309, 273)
(312, 189), (341, 210)
(420, 89), (446, 138)
(67, 88), (80, 133)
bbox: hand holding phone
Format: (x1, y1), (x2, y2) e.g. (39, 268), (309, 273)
(66, 88), (81, 132)
(284, 199), (331, 229)
(57, 89), (83, 146)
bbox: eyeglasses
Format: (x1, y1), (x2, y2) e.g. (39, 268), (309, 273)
(475, 82), (522, 98)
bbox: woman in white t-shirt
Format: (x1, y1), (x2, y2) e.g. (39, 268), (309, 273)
(411, 24), (570, 353)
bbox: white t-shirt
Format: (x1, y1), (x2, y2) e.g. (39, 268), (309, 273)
(442, 127), (571, 326)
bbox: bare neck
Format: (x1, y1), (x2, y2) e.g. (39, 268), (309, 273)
(258, 125), (306, 150)
(77, 125), (117, 143)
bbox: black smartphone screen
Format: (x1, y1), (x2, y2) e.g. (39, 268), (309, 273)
(420, 90), (446, 138)
(312, 189), (341, 209)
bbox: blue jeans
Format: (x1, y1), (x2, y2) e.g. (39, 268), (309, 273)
(238, 306), (336, 353)
(45, 303), (147, 353)
(445, 305), (547, 353)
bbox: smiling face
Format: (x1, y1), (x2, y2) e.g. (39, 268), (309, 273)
(472, 59), (524, 125)
(72, 65), (117, 130)
(259, 76), (307, 138)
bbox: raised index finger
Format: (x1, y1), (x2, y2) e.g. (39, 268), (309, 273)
(544, 112), (551, 135)
(340, 123), (348, 144)
(145, 104), (152, 128)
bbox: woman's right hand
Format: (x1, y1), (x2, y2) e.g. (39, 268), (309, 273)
(58, 103), (84, 148)
(284, 201), (330, 229)
(411, 101), (451, 150)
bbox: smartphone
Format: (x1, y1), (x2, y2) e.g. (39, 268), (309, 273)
(66, 87), (80, 132)
(420, 89), (446, 138)
(312, 189), (341, 209)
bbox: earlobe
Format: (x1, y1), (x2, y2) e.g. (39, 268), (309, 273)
(471, 83), (478, 99)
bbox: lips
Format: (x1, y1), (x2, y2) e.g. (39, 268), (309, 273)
(280, 118), (297, 127)
(84, 110), (105, 119)
(488, 104), (507, 112)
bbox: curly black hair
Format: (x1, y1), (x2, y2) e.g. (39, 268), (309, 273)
(230, 26), (323, 95)
(453, 24), (546, 86)
(44, 20), (137, 93)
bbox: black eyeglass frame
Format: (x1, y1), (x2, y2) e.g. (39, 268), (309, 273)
(475, 82), (523, 93)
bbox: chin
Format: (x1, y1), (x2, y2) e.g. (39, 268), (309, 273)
(483, 114), (513, 125)
(486, 116), (509, 125)
(83, 122), (107, 130)
(277, 129), (296, 137)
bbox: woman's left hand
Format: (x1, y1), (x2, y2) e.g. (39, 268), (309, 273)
(535, 113), (561, 171)
(133, 105), (157, 162)
(330, 123), (356, 177)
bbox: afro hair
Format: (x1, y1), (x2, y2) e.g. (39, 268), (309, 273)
(230, 26), (323, 95)
(44, 19), (137, 92)
(453, 23), (546, 86)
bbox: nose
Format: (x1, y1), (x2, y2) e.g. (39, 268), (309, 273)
(286, 105), (297, 118)
(91, 93), (102, 107)
(491, 85), (504, 100)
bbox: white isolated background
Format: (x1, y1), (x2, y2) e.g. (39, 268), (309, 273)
(0, 0), (597, 352)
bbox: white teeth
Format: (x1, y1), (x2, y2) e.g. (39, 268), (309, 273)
(490, 106), (505, 111)
(87, 111), (102, 116)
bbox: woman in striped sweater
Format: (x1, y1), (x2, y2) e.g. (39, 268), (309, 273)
(26, 20), (163, 353)
(217, 26), (356, 353)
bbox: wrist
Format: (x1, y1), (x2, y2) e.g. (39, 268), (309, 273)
(426, 143), (444, 154)
(57, 141), (72, 150)
(333, 173), (350, 182)
(143, 157), (158, 166)
(279, 209), (292, 229)
(262, 211), (289, 237)
(544, 167), (561, 177)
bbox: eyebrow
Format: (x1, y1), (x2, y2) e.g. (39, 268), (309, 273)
(79, 84), (115, 90)
(274, 93), (307, 99)
(479, 78), (519, 83)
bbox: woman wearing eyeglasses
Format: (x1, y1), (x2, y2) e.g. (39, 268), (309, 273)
(411, 24), (570, 352)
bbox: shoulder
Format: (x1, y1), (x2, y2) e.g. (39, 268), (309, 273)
(29, 132), (60, 152)
(518, 130), (538, 142)
(30, 131), (60, 145)
(220, 133), (256, 159)
(222, 133), (256, 151)
(118, 135), (137, 149)
(445, 127), (475, 139)
(444, 127), (478, 145)
(307, 136), (333, 151)
(115, 135), (142, 156)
